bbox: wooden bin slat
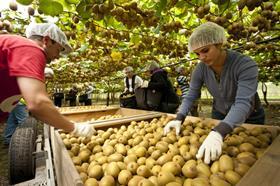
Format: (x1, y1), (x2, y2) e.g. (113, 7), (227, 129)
(62, 107), (161, 122)
(50, 127), (83, 186)
(237, 134), (280, 186)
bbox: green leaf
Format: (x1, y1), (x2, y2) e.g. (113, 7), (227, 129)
(76, 0), (92, 19)
(16, 0), (33, 5)
(39, 0), (63, 16)
(56, 0), (73, 10)
(276, 0), (280, 12)
(211, 0), (229, 5)
(130, 34), (140, 45)
(65, 0), (80, 4)
(156, 0), (167, 16)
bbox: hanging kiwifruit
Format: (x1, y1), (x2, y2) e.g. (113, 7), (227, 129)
(28, 7), (35, 16)
(9, 2), (18, 11)
(238, 0), (246, 10)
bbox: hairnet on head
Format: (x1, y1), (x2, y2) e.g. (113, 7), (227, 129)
(44, 67), (54, 78)
(123, 66), (133, 73)
(25, 23), (72, 54)
(188, 22), (227, 52)
(176, 66), (185, 73)
(147, 61), (160, 71)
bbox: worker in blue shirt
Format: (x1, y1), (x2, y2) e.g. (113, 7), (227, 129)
(164, 22), (265, 164)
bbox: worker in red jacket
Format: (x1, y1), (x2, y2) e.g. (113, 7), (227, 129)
(0, 23), (95, 138)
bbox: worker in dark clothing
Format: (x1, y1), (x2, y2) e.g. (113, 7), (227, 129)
(142, 61), (180, 113)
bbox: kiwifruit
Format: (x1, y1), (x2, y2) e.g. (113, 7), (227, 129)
(156, 141), (169, 153)
(224, 170), (241, 185)
(197, 163), (211, 178)
(226, 146), (240, 157)
(167, 182), (181, 186)
(172, 155), (185, 167)
(210, 161), (219, 174)
(137, 165), (152, 178)
(197, 6), (204, 15)
(263, 2), (273, 10)
(99, 175), (115, 186)
(114, 162), (124, 171)
(135, 146), (147, 157)
(157, 154), (172, 165)
(239, 142), (255, 153)
(192, 177), (210, 186)
(184, 178), (193, 186)
(108, 153), (123, 162)
(145, 158), (156, 169)
(238, 0), (246, 10)
(128, 175), (144, 186)
(161, 162), (181, 176)
(118, 169), (132, 185)
(88, 164), (102, 178)
(210, 177), (231, 186)
(151, 165), (161, 176)
(27, 7), (35, 16)
(225, 12), (232, 19)
(84, 178), (98, 186)
(79, 172), (88, 183)
(203, 4), (210, 14)
(9, 2), (17, 11)
(127, 162), (138, 174)
(72, 156), (82, 165)
(103, 145), (115, 156)
(105, 162), (120, 178)
(219, 155), (234, 172)
(138, 178), (155, 186)
(182, 162), (198, 178)
(81, 162), (89, 172)
(78, 150), (90, 162)
(73, 16), (79, 24)
(157, 171), (176, 185)
(63, 138), (72, 149)
(234, 163), (250, 176)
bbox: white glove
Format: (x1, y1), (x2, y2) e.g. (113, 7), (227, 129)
(71, 123), (96, 137)
(141, 80), (149, 88)
(196, 131), (223, 164)
(163, 120), (182, 136)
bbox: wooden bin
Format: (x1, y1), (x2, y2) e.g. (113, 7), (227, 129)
(49, 115), (280, 186)
(59, 105), (116, 114)
(50, 111), (164, 186)
(60, 107), (162, 123)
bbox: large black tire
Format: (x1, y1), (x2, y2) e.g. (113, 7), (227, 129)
(8, 127), (36, 184)
(19, 116), (38, 138)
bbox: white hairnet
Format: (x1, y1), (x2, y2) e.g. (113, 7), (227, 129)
(25, 23), (72, 54)
(176, 66), (184, 73)
(44, 67), (54, 78)
(147, 61), (160, 71)
(123, 66), (133, 73)
(188, 22), (227, 52)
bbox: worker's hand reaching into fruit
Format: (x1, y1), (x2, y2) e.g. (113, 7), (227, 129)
(71, 122), (96, 137)
(196, 131), (223, 164)
(164, 119), (224, 164)
(163, 120), (182, 136)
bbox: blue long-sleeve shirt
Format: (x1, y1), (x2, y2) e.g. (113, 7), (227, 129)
(177, 49), (259, 130)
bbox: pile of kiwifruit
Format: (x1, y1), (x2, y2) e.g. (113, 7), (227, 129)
(89, 114), (123, 122)
(59, 105), (110, 113)
(60, 115), (275, 185)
